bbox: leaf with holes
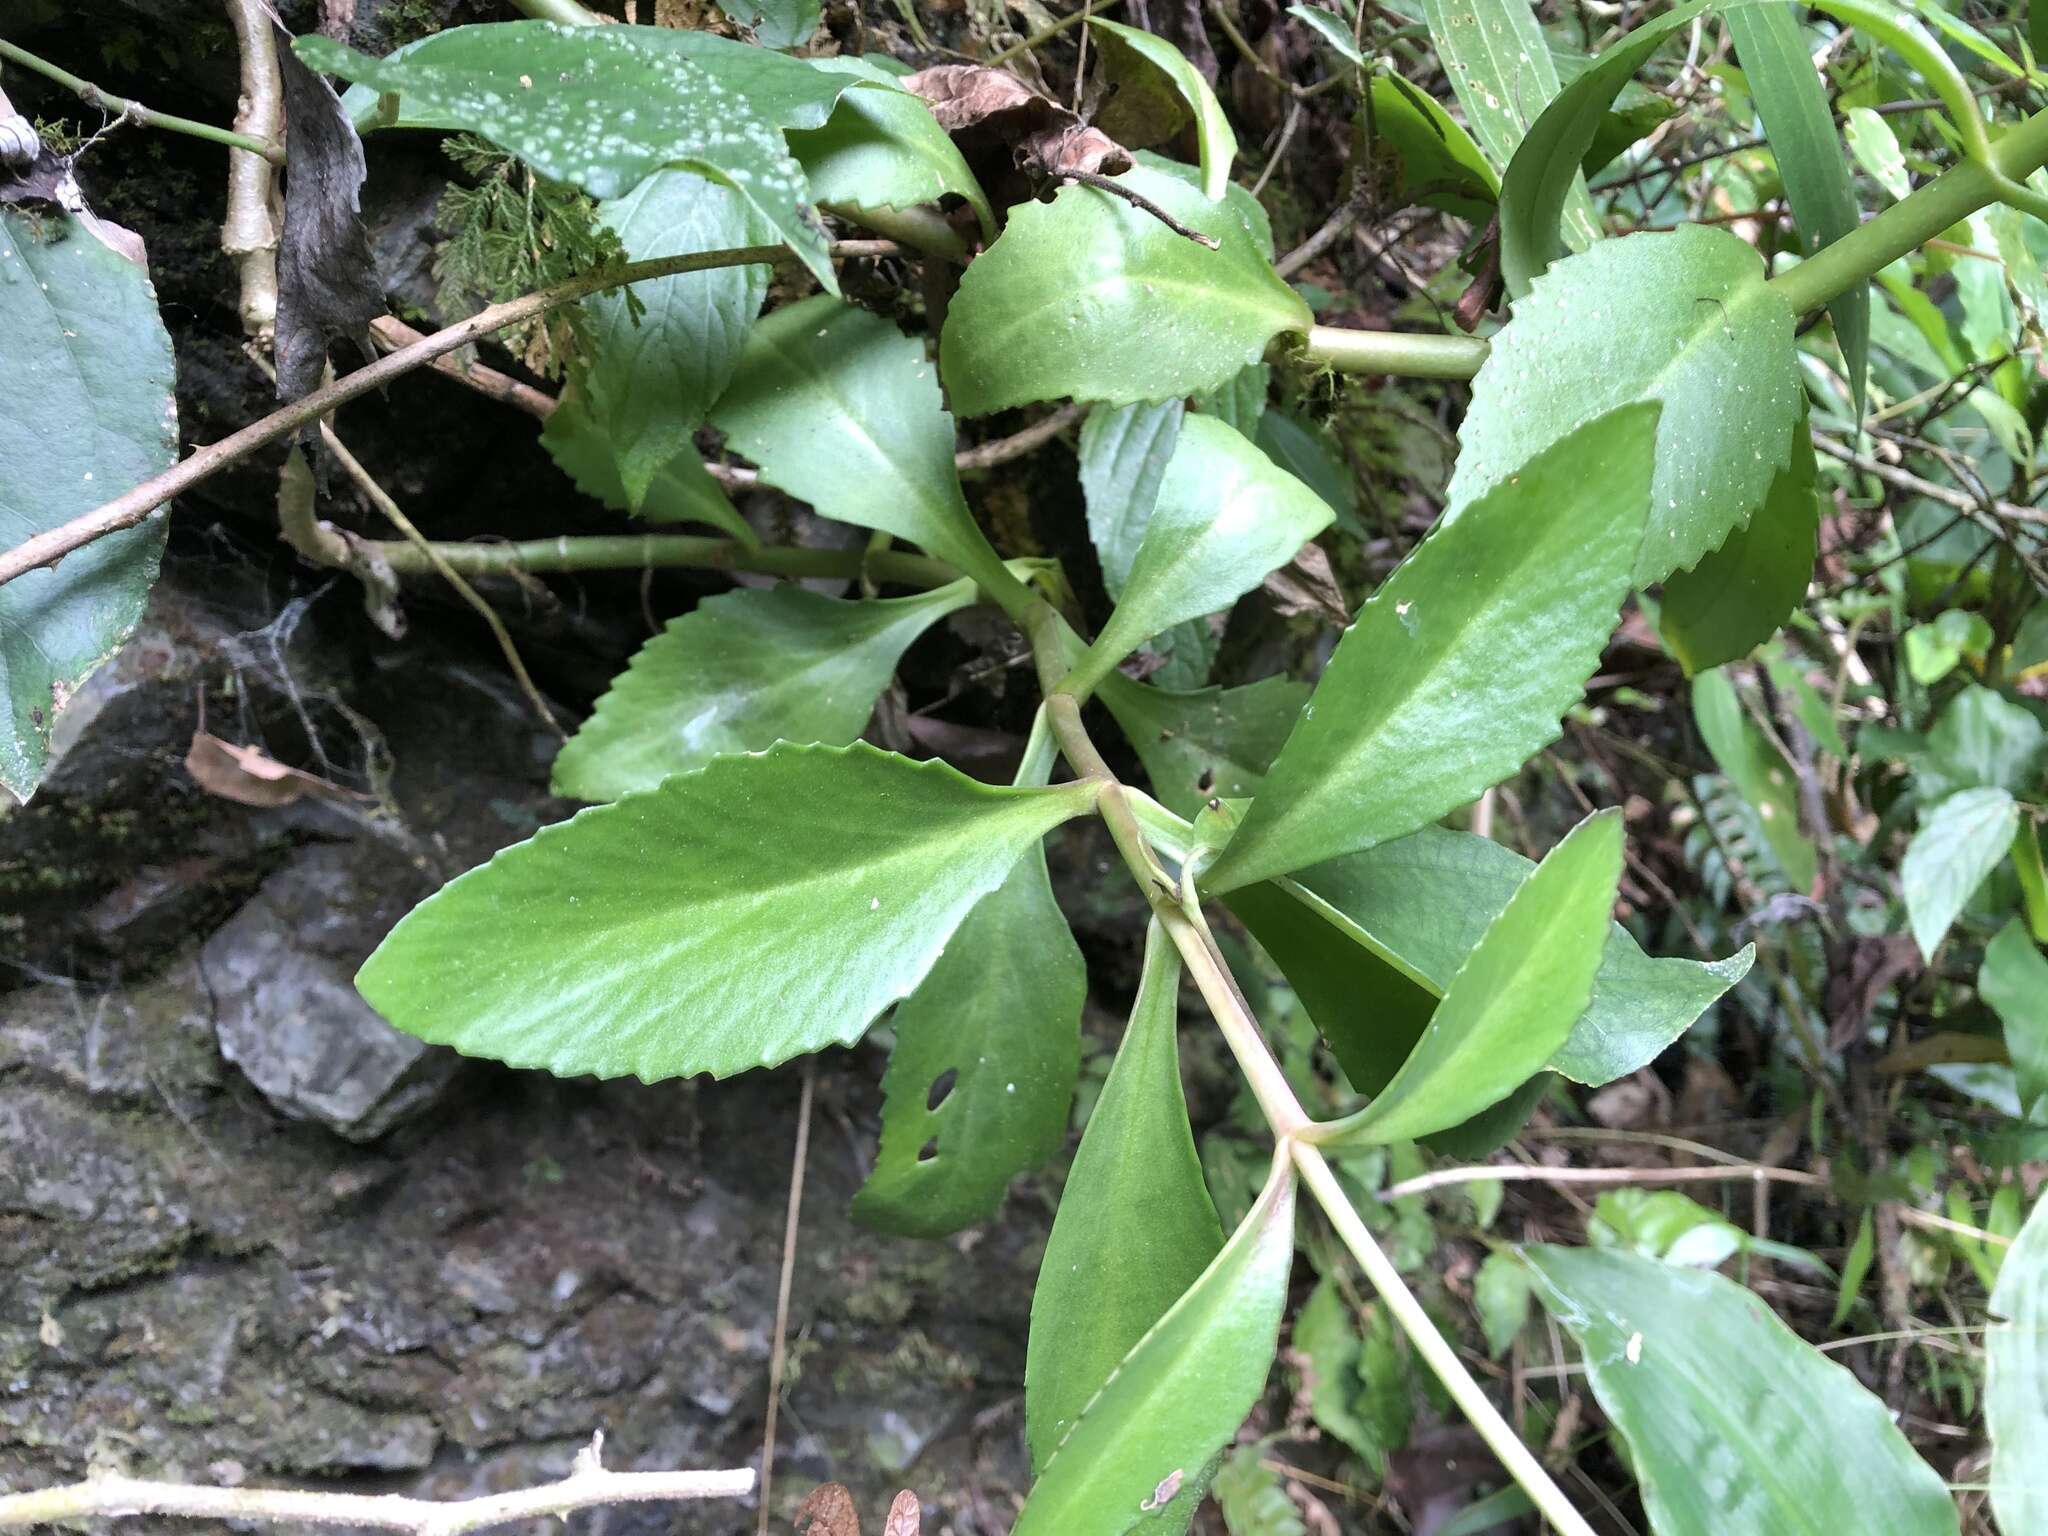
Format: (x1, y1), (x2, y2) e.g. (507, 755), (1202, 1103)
(1066, 416), (1332, 696)
(307, 24), (883, 289)
(552, 582), (977, 802)
(1522, 1245), (1960, 1536)
(1088, 20), (1237, 199)
(1099, 672), (1312, 821)
(1206, 405), (1657, 894)
(941, 165), (1310, 415)
(1017, 1147), (1295, 1533)
(789, 85), (996, 240)
(1, 209), (177, 802)
(1448, 225), (1802, 587)
(709, 295), (1018, 599)
(1319, 811), (1622, 1145)
(582, 168), (771, 511)
(853, 830), (1084, 1237)
(356, 743), (1096, 1081)
(1026, 920), (1223, 1472)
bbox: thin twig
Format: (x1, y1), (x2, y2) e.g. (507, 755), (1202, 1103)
(757, 1062), (816, 1536)
(0, 37), (283, 163)
(317, 424), (565, 737)
(1063, 170), (1222, 247)
(0, 242), (790, 589)
(1249, 98), (1304, 201)
(1892, 1203), (2013, 1249)
(0, 1436), (752, 1533)
(1379, 1161), (1826, 1203)
(984, 0), (1128, 66)
(368, 317), (557, 419)
(955, 401), (1088, 469)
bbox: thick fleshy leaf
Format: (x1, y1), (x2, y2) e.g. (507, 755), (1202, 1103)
(1027, 921), (1224, 1471)
(539, 379), (751, 540)
(1206, 405), (1658, 894)
(1419, 0), (1598, 244)
(1321, 811), (1622, 1144)
(1017, 1150), (1296, 1533)
(583, 168), (770, 509)
(1523, 1246), (1960, 1536)
(1232, 824), (1753, 1090)
(1902, 786), (2020, 960)
(1497, 0), (1709, 298)
(1, 209), (177, 802)
(1979, 921), (2048, 1122)
(1727, 2), (1868, 419)
(306, 24), (877, 289)
(1448, 225), (1802, 587)
(355, 743), (1095, 1081)
(1918, 685), (2046, 804)
(940, 165), (1310, 415)
(1066, 417), (1333, 696)
(1099, 672), (1312, 822)
(709, 295), (1016, 597)
(1080, 399), (1185, 597)
(788, 85), (996, 240)
(853, 832), (1084, 1237)
(1658, 425), (1819, 675)
(1088, 20), (1237, 200)
(1360, 73), (1498, 222)
(1989, 1188), (2048, 1536)
(1692, 666), (1818, 889)
(551, 581), (976, 801)
(713, 0), (820, 49)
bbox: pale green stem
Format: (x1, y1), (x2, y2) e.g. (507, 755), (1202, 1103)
(0, 37), (283, 162)
(356, 532), (961, 587)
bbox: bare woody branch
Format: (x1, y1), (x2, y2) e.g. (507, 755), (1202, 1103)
(0, 1435), (754, 1534)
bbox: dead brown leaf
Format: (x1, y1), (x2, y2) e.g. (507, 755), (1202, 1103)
(1263, 541), (1350, 625)
(793, 1482), (861, 1536)
(903, 64), (1131, 180)
(185, 731), (371, 809)
(881, 1490), (920, 1536)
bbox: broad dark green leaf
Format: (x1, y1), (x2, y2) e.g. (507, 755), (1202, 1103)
(1017, 1149), (1296, 1533)
(1692, 666), (1818, 889)
(1449, 225), (1802, 587)
(551, 581), (975, 801)
(854, 811), (1084, 1237)
(1359, 74), (1498, 222)
(1419, 0), (1598, 242)
(1497, 0), (1709, 298)
(306, 24), (878, 288)
(1918, 685), (2046, 804)
(940, 166), (1310, 415)
(1067, 417), (1333, 696)
(709, 295), (1018, 597)
(1089, 20), (1237, 200)
(1194, 363), (1270, 436)
(1027, 921), (1224, 1470)
(1080, 400), (1186, 597)
(1234, 824), (1753, 1090)
(583, 168), (770, 509)
(1658, 425), (1819, 674)
(788, 85), (995, 240)
(1728, 1), (1868, 419)
(1099, 672), (1312, 822)
(1, 209), (177, 802)
(1320, 811), (1622, 1145)
(540, 378), (753, 540)
(1989, 1187), (2048, 1536)
(1978, 921), (2048, 1121)
(1254, 410), (1359, 535)
(713, 0), (819, 49)
(1207, 405), (1658, 894)
(1523, 1245), (1960, 1536)
(356, 743), (1095, 1081)
(1903, 785), (2018, 959)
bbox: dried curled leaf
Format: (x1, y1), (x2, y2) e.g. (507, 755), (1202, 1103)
(273, 22), (383, 404)
(882, 1490), (921, 1536)
(185, 731), (372, 809)
(794, 1482), (861, 1536)
(903, 64), (1131, 179)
